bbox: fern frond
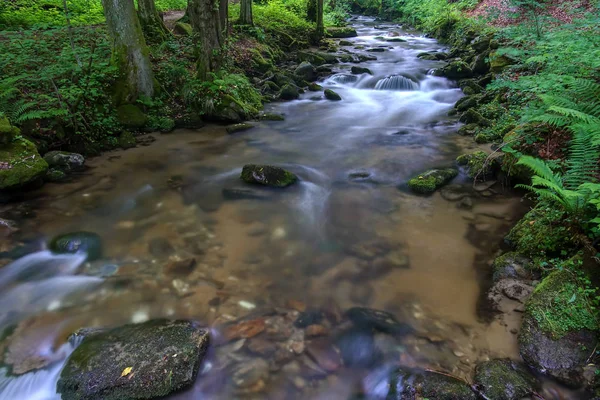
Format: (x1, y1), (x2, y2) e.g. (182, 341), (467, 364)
(547, 106), (597, 124)
(516, 155), (563, 183)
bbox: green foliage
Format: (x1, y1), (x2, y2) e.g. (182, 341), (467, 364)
(0, 0), (187, 30)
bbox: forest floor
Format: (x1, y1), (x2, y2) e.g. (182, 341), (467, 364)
(468, 0), (595, 26)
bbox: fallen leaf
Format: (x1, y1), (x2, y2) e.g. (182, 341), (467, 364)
(121, 367), (133, 377)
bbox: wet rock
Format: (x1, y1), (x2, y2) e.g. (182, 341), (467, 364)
(324, 89), (342, 101)
(388, 368), (477, 399)
(434, 60), (473, 80)
(306, 338), (342, 372)
(0, 133), (48, 191)
(164, 257), (197, 276)
(241, 164), (298, 188)
(345, 307), (413, 336)
(308, 82), (323, 92)
(439, 184), (472, 202)
(222, 186), (271, 201)
(335, 328), (379, 367)
(148, 237), (175, 258)
(339, 40), (353, 46)
(351, 66), (372, 75)
(455, 94), (480, 112)
(489, 279), (534, 309)
(474, 359), (537, 400)
(417, 51), (447, 61)
(226, 123), (254, 134)
(407, 168), (458, 194)
(457, 151), (494, 180)
(43, 151), (85, 173)
(492, 252), (534, 282)
(232, 358), (269, 393)
(258, 112), (285, 121)
(49, 231), (102, 261)
(459, 109), (491, 127)
(519, 270), (599, 387)
(294, 61), (317, 82)
(385, 38), (407, 42)
(279, 84), (300, 100)
(295, 309), (324, 328)
(57, 320), (209, 400)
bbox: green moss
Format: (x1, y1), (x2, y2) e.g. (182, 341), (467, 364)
(326, 27), (358, 38)
(173, 22), (192, 36)
(505, 206), (579, 260)
(117, 104), (148, 130)
(388, 368), (477, 399)
(118, 131), (136, 149)
(324, 89), (342, 101)
(490, 51), (516, 73)
(456, 151), (488, 179)
(241, 164), (298, 187)
(526, 269), (598, 339)
(0, 116), (19, 146)
(0, 138), (48, 190)
(250, 48), (273, 75)
(492, 252), (532, 282)
(279, 84), (299, 100)
(435, 60), (473, 80)
(459, 109), (490, 127)
(474, 359), (536, 400)
(308, 82), (323, 92)
(407, 168), (458, 194)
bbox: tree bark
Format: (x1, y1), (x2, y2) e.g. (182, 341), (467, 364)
(101, 0), (155, 102)
(316, 0), (324, 40)
(238, 0), (253, 25)
(219, 0), (228, 35)
(138, 0), (170, 41)
(188, 0), (223, 80)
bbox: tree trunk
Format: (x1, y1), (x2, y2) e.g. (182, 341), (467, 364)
(188, 0), (223, 80)
(238, 0), (253, 25)
(138, 0), (170, 41)
(219, 0), (228, 35)
(101, 0), (155, 102)
(316, 0), (324, 40)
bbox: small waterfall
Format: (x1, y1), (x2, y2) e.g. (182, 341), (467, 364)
(375, 75), (419, 91)
(329, 74), (359, 85)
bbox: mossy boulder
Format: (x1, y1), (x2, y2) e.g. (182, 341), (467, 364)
(324, 89), (342, 101)
(519, 269), (599, 387)
(490, 51), (517, 73)
(249, 48), (273, 75)
(505, 206), (578, 260)
(57, 320), (210, 400)
(471, 51), (491, 75)
(49, 231), (103, 261)
(492, 252), (533, 282)
(258, 112), (284, 121)
(173, 22), (192, 36)
(326, 27), (358, 38)
(294, 61), (317, 82)
(435, 61), (473, 80)
(43, 151), (85, 172)
(407, 168), (458, 194)
(417, 51), (447, 61)
(387, 368), (477, 399)
(351, 66), (372, 75)
(46, 168), (67, 182)
(0, 138), (48, 191)
(241, 164), (297, 187)
(457, 123), (479, 136)
(211, 94), (250, 123)
(118, 131), (136, 149)
(226, 123), (254, 134)
(459, 109), (491, 127)
(279, 84), (300, 101)
(339, 40), (353, 46)
(308, 82), (323, 92)
(455, 95), (480, 112)
(0, 116), (19, 146)
(459, 80), (484, 95)
(474, 359), (537, 400)
(456, 151), (494, 180)
(117, 104), (148, 130)
(296, 51), (337, 66)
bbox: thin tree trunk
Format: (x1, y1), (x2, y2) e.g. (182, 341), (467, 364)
(219, 0), (228, 35)
(316, 0), (324, 40)
(188, 0), (223, 80)
(238, 0), (253, 25)
(138, 0), (170, 41)
(101, 0), (155, 101)
(62, 0), (82, 68)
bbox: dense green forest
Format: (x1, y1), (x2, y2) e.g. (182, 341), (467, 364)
(1, 0), (600, 398)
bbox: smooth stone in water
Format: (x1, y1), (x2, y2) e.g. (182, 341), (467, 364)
(240, 164), (298, 188)
(226, 123), (254, 134)
(351, 66), (372, 75)
(345, 307), (413, 336)
(324, 89), (342, 101)
(49, 231), (102, 261)
(407, 168), (458, 194)
(57, 320), (210, 400)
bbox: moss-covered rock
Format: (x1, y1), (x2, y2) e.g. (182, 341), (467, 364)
(474, 359), (537, 400)
(279, 84), (300, 100)
(505, 206), (578, 260)
(456, 151), (494, 180)
(339, 40), (353, 46)
(519, 269), (599, 387)
(455, 95), (480, 112)
(211, 94), (250, 123)
(326, 27), (358, 38)
(308, 82), (323, 92)
(43, 151), (85, 172)
(492, 252), (533, 282)
(324, 89), (342, 101)
(226, 123), (254, 134)
(0, 116), (19, 146)
(249, 48), (273, 76)
(407, 168), (458, 194)
(459, 80), (484, 95)
(294, 61), (317, 82)
(173, 22), (192, 36)
(118, 131), (137, 149)
(46, 168), (67, 182)
(435, 60), (473, 80)
(351, 66), (372, 75)
(258, 112), (285, 121)
(57, 320), (210, 400)
(0, 138), (48, 191)
(117, 104), (148, 130)
(241, 164), (297, 187)
(387, 368), (477, 399)
(49, 231), (103, 261)
(471, 51), (491, 75)
(490, 51), (517, 73)
(459, 109), (491, 127)
(457, 123), (479, 136)
(417, 51), (448, 61)
(296, 51), (338, 66)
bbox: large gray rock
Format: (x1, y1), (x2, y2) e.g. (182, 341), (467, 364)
(43, 151), (85, 172)
(57, 320), (210, 400)
(294, 61), (317, 82)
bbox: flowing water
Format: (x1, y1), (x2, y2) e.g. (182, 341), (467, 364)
(0, 16), (548, 400)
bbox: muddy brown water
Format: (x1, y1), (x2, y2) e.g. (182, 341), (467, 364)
(0, 16), (545, 400)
